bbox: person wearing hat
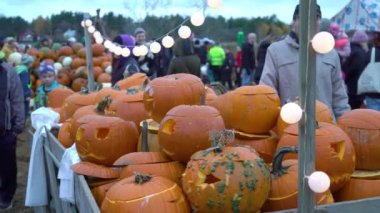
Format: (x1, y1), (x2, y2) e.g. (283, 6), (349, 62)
(1, 37), (18, 60)
(342, 30), (369, 109)
(133, 27), (157, 78)
(33, 62), (64, 109)
(260, 4), (350, 120)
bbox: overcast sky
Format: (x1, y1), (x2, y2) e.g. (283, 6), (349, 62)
(0, 0), (351, 23)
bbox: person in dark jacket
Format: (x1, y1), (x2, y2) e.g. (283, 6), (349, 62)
(241, 33), (256, 85)
(168, 37), (201, 77)
(342, 30), (369, 109)
(0, 60), (25, 211)
(222, 48), (234, 89)
(111, 34), (139, 85)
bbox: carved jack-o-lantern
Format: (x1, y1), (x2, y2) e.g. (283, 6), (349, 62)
(277, 122), (356, 192)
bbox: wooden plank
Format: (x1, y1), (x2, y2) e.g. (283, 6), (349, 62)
(298, 0), (317, 212)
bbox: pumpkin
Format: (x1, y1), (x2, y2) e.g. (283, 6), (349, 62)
(351, 170), (380, 180)
(76, 114), (139, 165)
(94, 87), (124, 103)
(337, 109), (380, 170)
(71, 42), (84, 54)
(108, 91), (149, 133)
(92, 44), (105, 57)
(101, 61), (111, 71)
(101, 174), (190, 213)
(137, 119), (160, 152)
(277, 122), (356, 192)
(210, 85), (280, 134)
(71, 161), (120, 179)
(93, 66), (103, 79)
(71, 78), (88, 92)
(158, 105), (226, 163)
(97, 73), (111, 83)
(39, 47), (52, 60)
(182, 139), (271, 213)
(262, 147), (334, 211)
(58, 46), (74, 56)
(61, 89), (98, 120)
(57, 69), (72, 86)
(73, 66), (88, 79)
(47, 87), (74, 108)
(58, 119), (74, 148)
(115, 72), (149, 90)
(334, 178), (380, 202)
(144, 73), (205, 122)
(71, 57), (86, 69)
(276, 100), (334, 137)
(92, 57), (103, 67)
(77, 48), (86, 58)
(229, 130), (278, 163)
(91, 181), (117, 207)
(205, 86), (218, 105)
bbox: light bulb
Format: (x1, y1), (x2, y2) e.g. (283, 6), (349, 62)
(191, 11), (205, 27)
(95, 37), (104, 44)
(93, 31), (101, 39)
(178, 25), (192, 39)
(139, 45), (149, 56)
(150, 41), (161, 54)
(85, 19), (92, 27)
(87, 26), (96, 34)
(207, 0), (222, 9)
(114, 46), (122, 55)
(108, 44), (117, 53)
(280, 102), (303, 124)
(104, 40), (112, 49)
(81, 21), (85, 27)
(133, 46), (141, 56)
(162, 35), (174, 48)
(308, 171), (331, 193)
(121, 48), (130, 57)
(312, 31), (335, 54)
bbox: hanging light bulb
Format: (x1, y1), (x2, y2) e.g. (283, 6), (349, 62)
(133, 46), (141, 56)
(95, 37), (104, 44)
(308, 171), (331, 193)
(178, 25), (192, 39)
(87, 26), (96, 34)
(114, 46), (122, 56)
(109, 44), (117, 53)
(93, 31), (101, 39)
(121, 47), (131, 57)
(81, 21), (85, 27)
(191, 11), (205, 27)
(150, 41), (161, 54)
(84, 19), (93, 27)
(311, 31), (335, 54)
(207, 0), (222, 9)
(162, 35), (174, 48)
(280, 102), (303, 124)
(104, 40), (112, 49)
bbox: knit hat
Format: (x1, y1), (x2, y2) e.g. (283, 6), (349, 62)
(8, 52), (22, 65)
(134, 27), (145, 36)
(352, 30), (368, 43)
(113, 34), (135, 52)
(21, 54), (34, 67)
(293, 4), (322, 21)
(39, 61), (55, 75)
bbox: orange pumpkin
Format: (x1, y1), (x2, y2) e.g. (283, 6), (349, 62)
(210, 85), (280, 134)
(115, 73), (149, 90)
(229, 130), (278, 163)
(182, 145), (271, 212)
(93, 66), (103, 79)
(58, 46), (74, 56)
(205, 86), (218, 105)
(334, 178), (380, 202)
(92, 57), (103, 67)
(158, 105), (225, 163)
(91, 181), (117, 207)
(57, 69), (72, 86)
(337, 109), (380, 170)
(71, 161), (121, 179)
(73, 66), (88, 79)
(144, 73), (205, 122)
(77, 48), (86, 58)
(61, 90), (98, 120)
(71, 78), (88, 92)
(94, 87), (124, 103)
(277, 122), (356, 192)
(101, 61), (111, 71)
(97, 73), (111, 83)
(262, 147), (334, 211)
(276, 100), (334, 137)
(71, 57), (86, 69)
(58, 119), (74, 148)
(76, 114), (138, 165)
(71, 42), (84, 54)
(92, 44), (105, 57)
(47, 87), (74, 108)
(101, 174), (190, 213)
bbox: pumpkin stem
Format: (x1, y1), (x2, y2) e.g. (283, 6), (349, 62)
(141, 120), (149, 152)
(112, 85), (121, 90)
(272, 146), (298, 177)
(79, 87), (89, 94)
(95, 95), (112, 114)
(134, 173), (152, 184)
(209, 82), (229, 95)
(204, 130), (235, 155)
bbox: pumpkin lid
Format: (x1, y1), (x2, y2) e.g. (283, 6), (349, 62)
(338, 109), (380, 130)
(234, 85), (278, 95)
(191, 146), (261, 161)
(165, 105), (221, 118)
(351, 170), (380, 180)
(234, 129), (273, 140)
(71, 161), (120, 179)
(113, 152), (171, 166)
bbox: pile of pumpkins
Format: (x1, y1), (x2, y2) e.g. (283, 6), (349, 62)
(28, 43), (113, 95)
(50, 71), (380, 212)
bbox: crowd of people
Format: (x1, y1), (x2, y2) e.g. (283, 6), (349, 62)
(1, 3), (380, 211)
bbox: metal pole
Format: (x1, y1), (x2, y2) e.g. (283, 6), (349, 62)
(298, 0), (317, 212)
(83, 13), (95, 92)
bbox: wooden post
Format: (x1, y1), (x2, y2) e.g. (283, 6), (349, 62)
(298, 0), (317, 212)
(83, 13), (95, 92)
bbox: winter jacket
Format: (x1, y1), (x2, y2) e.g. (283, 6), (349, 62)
(208, 45), (225, 67)
(260, 34), (350, 119)
(241, 42), (256, 70)
(0, 62), (25, 134)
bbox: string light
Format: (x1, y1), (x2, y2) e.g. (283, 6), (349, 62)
(311, 31), (335, 54)
(280, 102), (303, 124)
(150, 41), (161, 54)
(139, 45), (149, 56)
(162, 35), (174, 48)
(308, 171), (331, 193)
(191, 11), (205, 26)
(178, 25), (192, 39)
(104, 40), (112, 49)
(85, 19), (93, 27)
(133, 46), (141, 57)
(114, 46), (123, 56)
(207, 0), (222, 9)
(93, 31), (101, 39)
(87, 26), (96, 34)
(81, 21), (85, 27)
(121, 47), (131, 57)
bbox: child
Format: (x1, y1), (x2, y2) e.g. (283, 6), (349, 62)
(34, 62), (64, 109)
(7, 52), (33, 119)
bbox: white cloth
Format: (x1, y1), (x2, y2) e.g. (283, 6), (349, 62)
(58, 144), (81, 204)
(25, 107), (60, 206)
